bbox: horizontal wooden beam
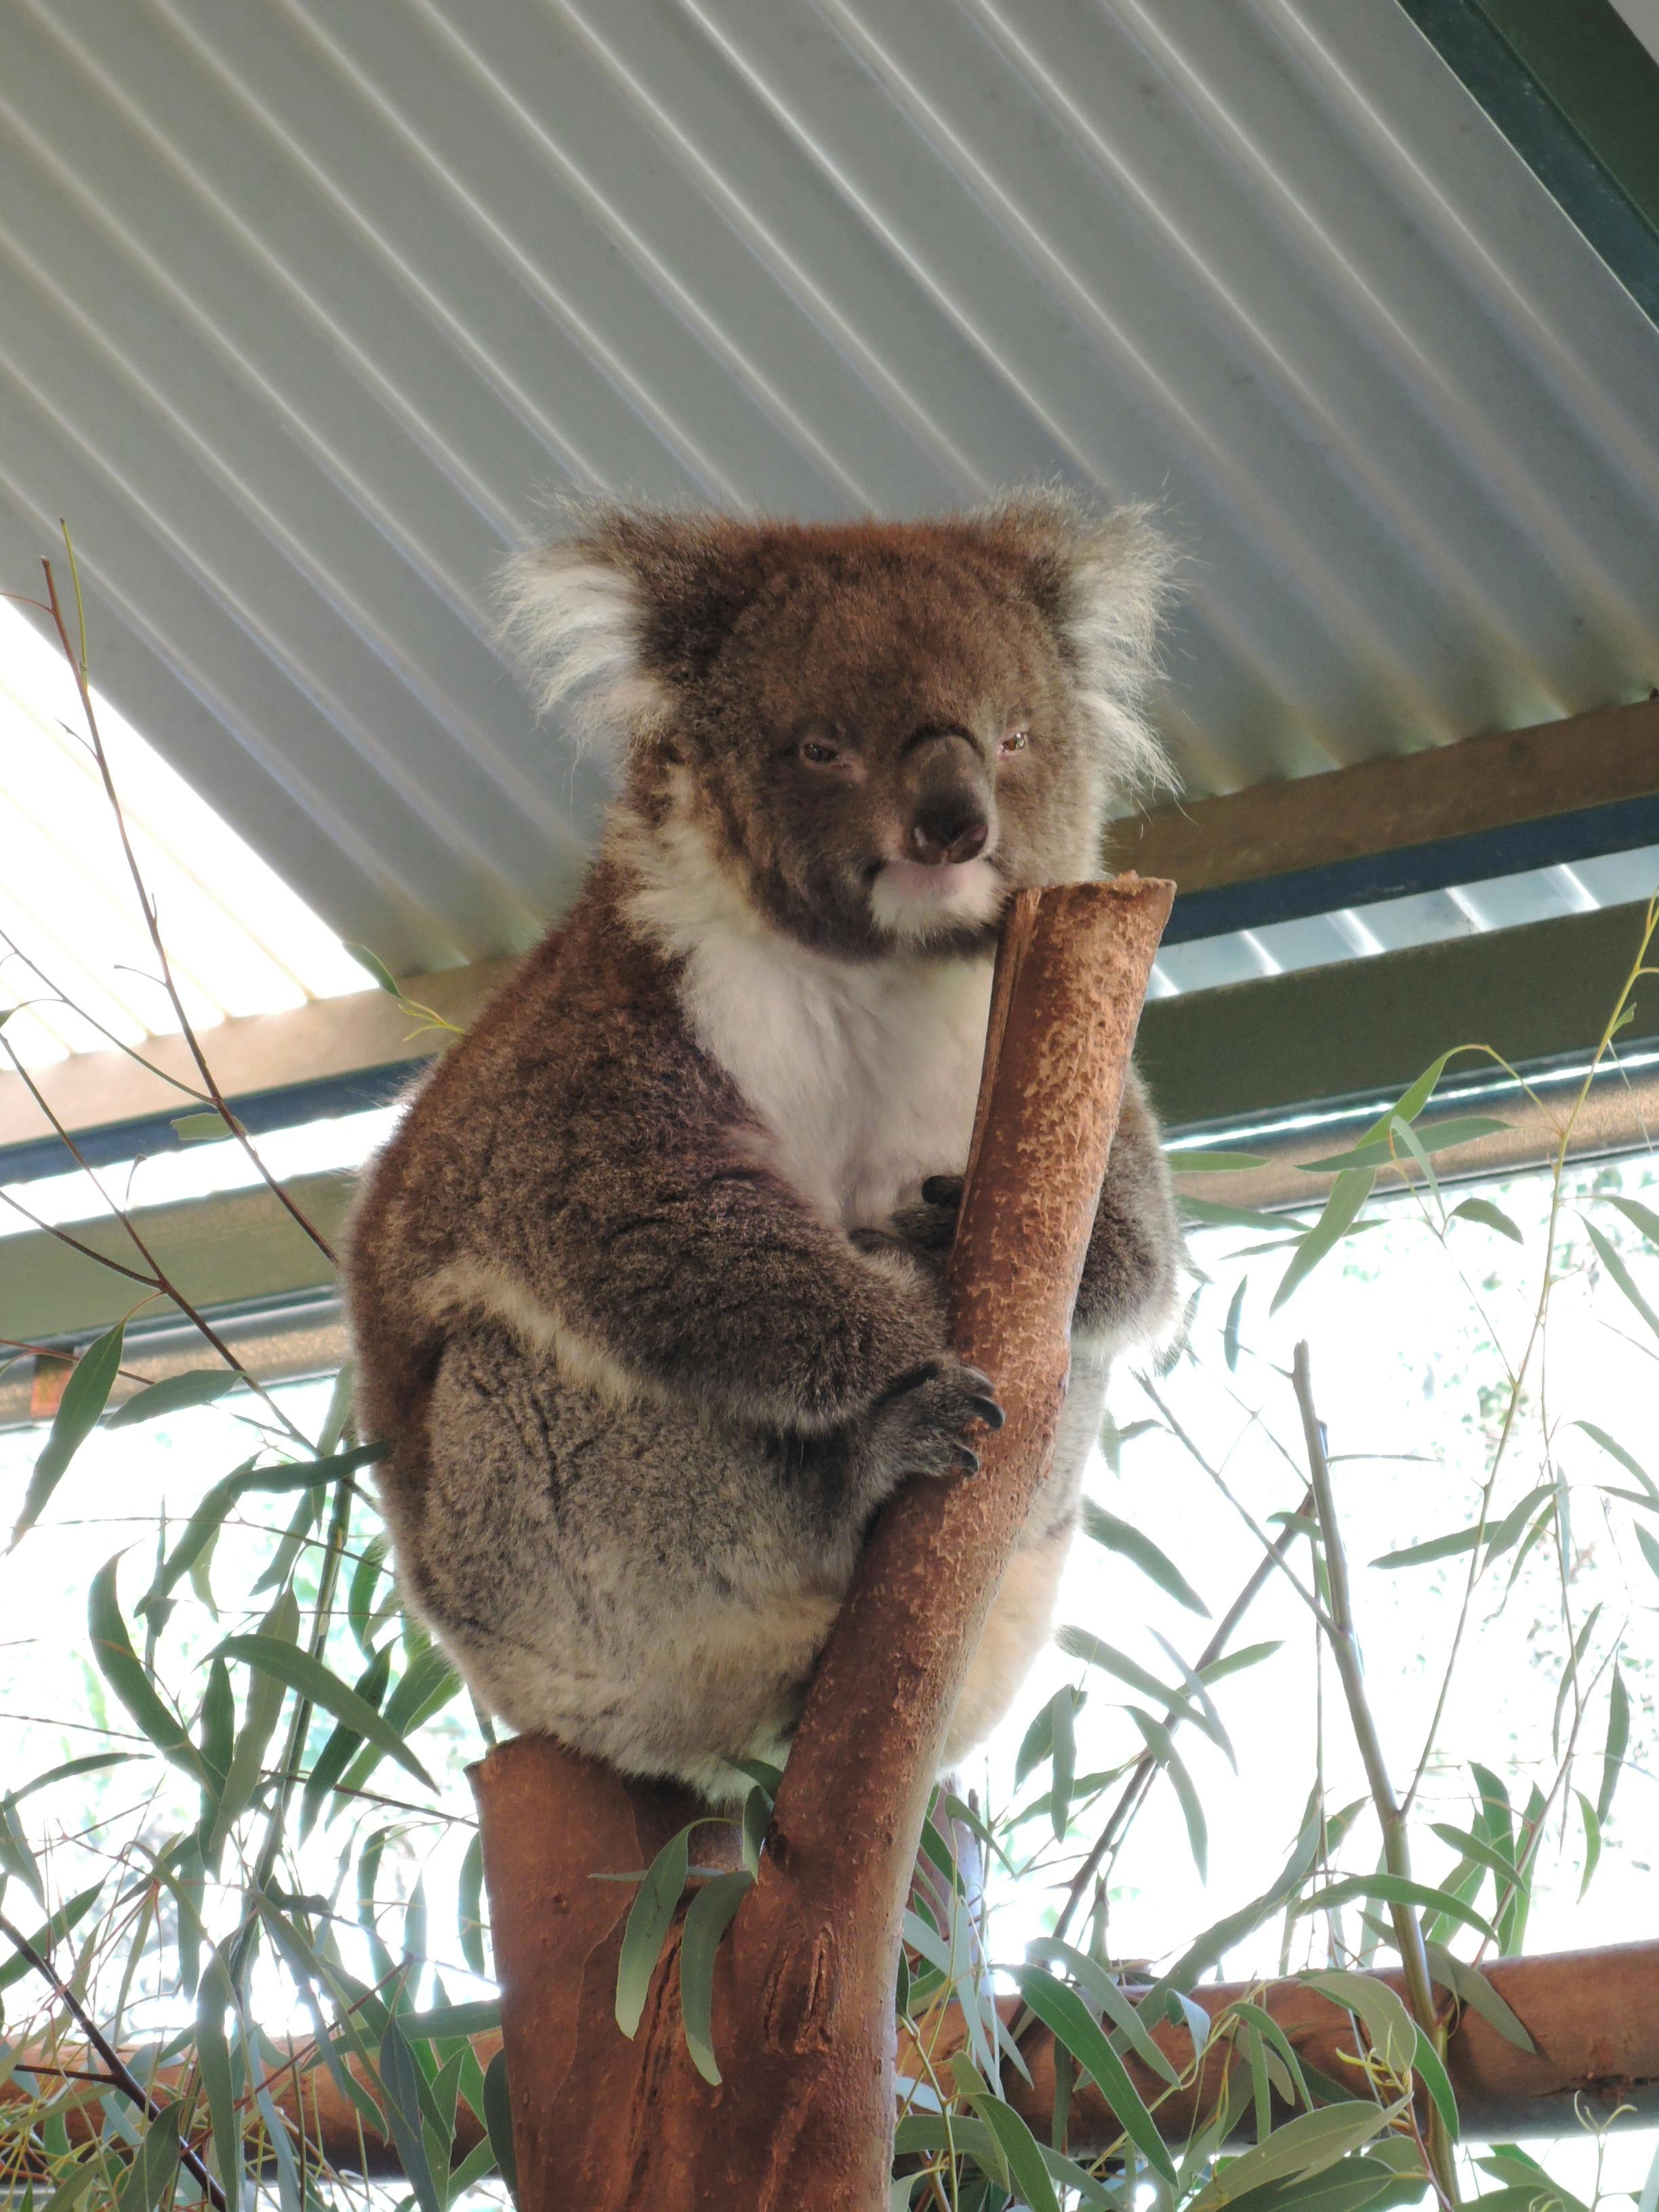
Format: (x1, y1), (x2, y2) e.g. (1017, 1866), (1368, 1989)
(0, 959), (514, 1174)
(11, 1940), (1653, 2179)
(1118, 697), (1659, 940)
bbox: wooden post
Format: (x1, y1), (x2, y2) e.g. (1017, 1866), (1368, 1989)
(471, 876), (1174, 2209)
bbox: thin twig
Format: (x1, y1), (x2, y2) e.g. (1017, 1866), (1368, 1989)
(0, 1033), (312, 1452)
(39, 546), (334, 1265)
(1045, 1478), (1317, 1955)
(1291, 1342), (1457, 2208)
(0, 1908), (227, 2211)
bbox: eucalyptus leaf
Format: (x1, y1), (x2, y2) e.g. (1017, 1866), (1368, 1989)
(1582, 1219), (1659, 1339)
(106, 1369), (241, 1427)
(1450, 1197), (1523, 1243)
(1082, 1500), (1209, 1614)
(12, 1325), (125, 1546)
(209, 1633), (436, 1792)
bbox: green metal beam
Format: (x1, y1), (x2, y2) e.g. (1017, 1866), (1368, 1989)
(1395, 0), (1659, 326)
(1138, 897), (1656, 1132)
(1, 1172), (345, 1347)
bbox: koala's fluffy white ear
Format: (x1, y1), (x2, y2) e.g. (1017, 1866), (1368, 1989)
(497, 517), (670, 748)
(984, 493), (1178, 798)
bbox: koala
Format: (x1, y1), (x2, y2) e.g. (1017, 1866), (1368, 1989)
(345, 496), (1183, 1803)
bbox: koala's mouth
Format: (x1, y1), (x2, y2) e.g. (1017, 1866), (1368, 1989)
(865, 853), (1007, 936)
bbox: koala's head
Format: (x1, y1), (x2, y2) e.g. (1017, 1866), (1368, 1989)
(502, 496), (1173, 959)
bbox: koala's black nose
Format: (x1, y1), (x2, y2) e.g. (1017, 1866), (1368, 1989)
(909, 801), (989, 867)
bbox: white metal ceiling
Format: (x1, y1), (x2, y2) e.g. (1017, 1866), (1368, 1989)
(3, 0), (1658, 983)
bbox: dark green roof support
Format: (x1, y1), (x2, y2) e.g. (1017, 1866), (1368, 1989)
(1396, 0), (1659, 327)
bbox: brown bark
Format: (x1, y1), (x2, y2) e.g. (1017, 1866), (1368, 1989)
(472, 876), (1173, 2209)
(922, 1944), (1659, 2150)
(16, 1940), (1655, 2176)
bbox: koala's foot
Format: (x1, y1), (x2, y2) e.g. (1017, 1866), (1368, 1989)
(865, 1355), (1003, 1484)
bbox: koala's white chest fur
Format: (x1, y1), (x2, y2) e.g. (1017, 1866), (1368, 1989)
(678, 920), (994, 1230)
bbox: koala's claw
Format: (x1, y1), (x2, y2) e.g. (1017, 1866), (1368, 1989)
(869, 1356), (1004, 1483)
(920, 1174), (965, 1210)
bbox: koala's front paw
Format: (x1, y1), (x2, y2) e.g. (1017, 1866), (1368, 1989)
(886, 1173), (964, 1258)
(867, 1355), (1004, 1481)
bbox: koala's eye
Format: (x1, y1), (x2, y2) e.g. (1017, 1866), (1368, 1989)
(799, 736), (843, 766)
(998, 729), (1030, 757)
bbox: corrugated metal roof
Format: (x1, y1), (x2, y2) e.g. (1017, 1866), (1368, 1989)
(3, 0), (1658, 987)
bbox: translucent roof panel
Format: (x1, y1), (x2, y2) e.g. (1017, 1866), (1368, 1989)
(0, 597), (366, 1068)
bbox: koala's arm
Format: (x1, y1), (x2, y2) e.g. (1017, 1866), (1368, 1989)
(462, 973), (953, 1435)
(891, 1067), (1183, 1353)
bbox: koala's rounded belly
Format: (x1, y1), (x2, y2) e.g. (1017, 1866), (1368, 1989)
(394, 1321), (1109, 1801)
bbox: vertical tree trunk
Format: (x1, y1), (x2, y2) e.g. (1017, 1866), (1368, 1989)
(472, 875), (1173, 2209)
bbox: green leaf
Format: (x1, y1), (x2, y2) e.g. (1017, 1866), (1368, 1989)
(1412, 2025), (1458, 2138)
(105, 1368), (242, 1427)
(1224, 1277), (1246, 1371)
(1273, 1170), (1374, 1313)
(1636, 1523), (1659, 1580)
(1294, 1873), (1498, 1944)
(1583, 1218), (1659, 1339)
(377, 2018), (442, 2212)
(1187, 2100), (1405, 2212)
(3, 1750), (131, 1809)
(1597, 1666), (1631, 1824)
(615, 1824), (693, 2038)
(1603, 1193), (1659, 1245)
(1574, 1421), (1659, 1502)
(88, 1555), (208, 1785)
(406, 1998), (502, 2041)
(346, 941), (405, 996)
(678, 1868), (752, 2084)
(1429, 1821), (1522, 1895)
(1153, 1630), (1236, 1770)
(1371, 1524), (1485, 1570)
(197, 1948), (243, 2211)
(1299, 1969), (1416, 2074)
(115, 2103), (182, 2212)
(1009, 1963), (1178, 2182)
(210, 1632), (436, 1791)
(1298, 1114), (1509, 1174)
(1057, 1626), (1211, 1741)
(1200, 1640), (1283, 1684)
(1183, 1196), (1310, 1233)
(977, 2095), (1062, 2212)
(1220, 1999), (1315, 2113)
(1450, 1197), (1523, 1242)
(1026, 1940), (1181, 2085)
(1168, 1149), (1270, 1172)
(1424, 1941), (1535, 2052)
(1050, 1682), (1076, 1841)
(0, 1882), (103, 1992)
(12, 1324), (124, 1545)
(171, 1110), (233, 1143)
(1081, 1500), (1209, 1615)
(459, 1831), (487, 1978)
(1126, 1707), (1208, 1878)
(1574, 1791), (1603, 1902)
(483, 2046), (516, 2193)
(302, 1643), (392, 1834)
(209, 1590), (300, 1858)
